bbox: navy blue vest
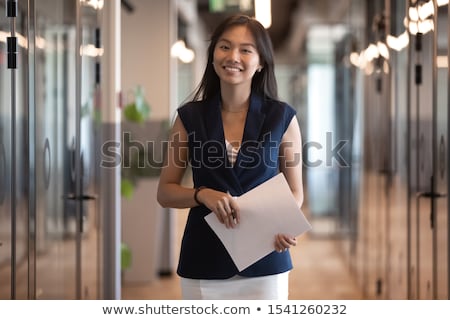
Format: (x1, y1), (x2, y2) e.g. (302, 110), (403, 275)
(177, 93), (297, 279)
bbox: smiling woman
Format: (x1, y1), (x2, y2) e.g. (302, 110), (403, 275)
(157, 14), (304, 300)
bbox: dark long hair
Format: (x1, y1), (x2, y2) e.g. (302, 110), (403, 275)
(190, 14), (278, 102)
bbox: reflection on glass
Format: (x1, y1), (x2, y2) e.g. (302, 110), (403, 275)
(79, 2), (102, 300)
(0, 2), (12, 300)
(435, 4), (449, 300)
(1, 0), (104, 299)
(35, 0), (77, 299)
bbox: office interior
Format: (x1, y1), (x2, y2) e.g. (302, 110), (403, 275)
(0, 0), (449, 300)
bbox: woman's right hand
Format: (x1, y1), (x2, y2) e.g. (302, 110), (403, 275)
(197, 188), (240, 228)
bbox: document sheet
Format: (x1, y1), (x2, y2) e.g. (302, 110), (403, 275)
(204, 173), (312, 271)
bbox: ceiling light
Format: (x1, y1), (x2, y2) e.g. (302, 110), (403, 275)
(254, 0), (271, 28)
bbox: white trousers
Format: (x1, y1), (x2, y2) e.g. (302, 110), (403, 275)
(180, 271), (290, 300)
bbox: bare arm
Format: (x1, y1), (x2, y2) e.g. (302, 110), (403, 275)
(279, 115), (304, 208)
(275, 115), (304, 252)
(157, 116), (198, 208)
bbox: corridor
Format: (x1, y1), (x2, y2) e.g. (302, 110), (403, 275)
(122, 215), (363, 300)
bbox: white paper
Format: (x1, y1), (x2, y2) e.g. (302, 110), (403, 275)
(204, 173), (312, 271)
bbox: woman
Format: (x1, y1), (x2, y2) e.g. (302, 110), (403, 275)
(157, 14), (303, 299)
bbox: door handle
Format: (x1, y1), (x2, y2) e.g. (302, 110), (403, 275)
(378, 169), (393, 175)
(416, 185), (446, 229)
(80, 194), (97, 201)
(65, 193), (98, 201)
(64, 194), (97, 233)
(416, 191), (447, 199)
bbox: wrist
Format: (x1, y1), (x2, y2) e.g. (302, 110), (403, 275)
(194, 186), (206, 205)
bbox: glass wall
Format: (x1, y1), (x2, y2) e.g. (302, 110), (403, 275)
(0, 0), (106, 299)
(0, 0), (14, 299)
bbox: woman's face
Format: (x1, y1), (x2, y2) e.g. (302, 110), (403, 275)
(213, 25), (262, 89)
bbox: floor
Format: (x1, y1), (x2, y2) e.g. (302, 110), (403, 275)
(121, 212), (364, 300)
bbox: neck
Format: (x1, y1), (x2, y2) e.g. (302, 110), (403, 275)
(220, 86), (251, 113)
(221, 107), (248, 113)
(221, 98), (250, 113)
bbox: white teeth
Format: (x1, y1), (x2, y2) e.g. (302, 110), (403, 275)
(224, 66), (241, 72)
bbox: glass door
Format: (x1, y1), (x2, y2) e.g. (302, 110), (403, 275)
(0, 0), (30, 299)
(34, 0), (78, 299)
(434, 1), (448, 300)
(78, 0), (103, 299)
(33, 0), (104, 299)
(0, 0), (107, 299)
(0, 0), (13, 300)
(408, 0), (435, 300)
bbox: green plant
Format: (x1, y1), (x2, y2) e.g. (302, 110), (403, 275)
(121, 178), (134, 200)
(123, 85), (151, 123)
(121, 133), (164, 199)
(121, 85), (153, 199)
(120, 88), (169, 199)
(121, 243), (132, 271)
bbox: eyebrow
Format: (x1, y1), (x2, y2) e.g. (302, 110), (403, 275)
(217, 38), (256, 48)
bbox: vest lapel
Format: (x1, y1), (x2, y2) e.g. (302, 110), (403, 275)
(203, 96), (243, 193)
(233, 94), (266, 176)
(202, 94), (266, 195)
(204, 95), (224, 143)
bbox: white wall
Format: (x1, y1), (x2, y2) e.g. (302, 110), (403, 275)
(120, 0), (177, 283)
(121, 0), (177, 120)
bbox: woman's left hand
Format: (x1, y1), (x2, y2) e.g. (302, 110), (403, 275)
(274, 234), (297, 252)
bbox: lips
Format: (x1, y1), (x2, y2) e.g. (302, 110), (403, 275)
(223, 65), (243, 72)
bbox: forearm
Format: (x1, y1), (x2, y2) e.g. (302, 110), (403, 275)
(292, 189), (304, 209)
(157, 183), (199, 209)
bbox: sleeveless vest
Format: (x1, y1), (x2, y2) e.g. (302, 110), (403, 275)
(177, 93), (297, 279)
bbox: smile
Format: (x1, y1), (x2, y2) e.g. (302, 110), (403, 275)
(223, 66), (243, 72)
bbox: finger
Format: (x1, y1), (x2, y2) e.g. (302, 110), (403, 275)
(285, 236), (297, 246)
(214, 202), (227, 224)
(228, 197), (240, 223)
(223, 198), (233, 215)
(215, 202), (228, 221)
(276, 234), (295, 251)
(223, 211), (233, 228)
(224, 209), (234, 228)
(217, 203), (233, 229)
(279, 236), (292, 249)
(230, 209), (237, 225)
(221, 196), (237, 228)
(225, 213), (235, 229)
(274, 234), (285, 252)
(215, 211), (224, 224)
(223, 196), (238, 225)
(291, 237), (297, 246)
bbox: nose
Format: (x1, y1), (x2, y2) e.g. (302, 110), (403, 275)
(228, 48), (240, 63)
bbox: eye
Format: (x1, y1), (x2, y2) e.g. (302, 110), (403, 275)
(241, 46), (256, 54)
(218, 44), (230, 50)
